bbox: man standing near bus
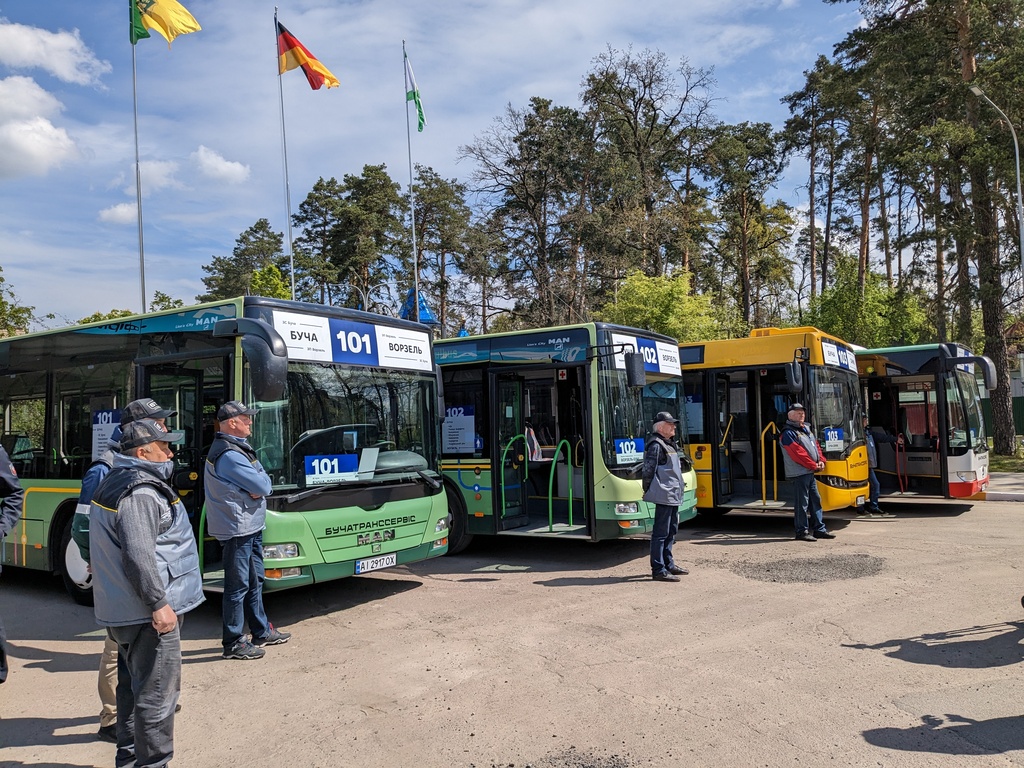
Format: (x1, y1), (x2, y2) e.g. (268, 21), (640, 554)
(780, 403), (836, 541)
(72, 398), (178, 742)
(860, 414), (901, 518)
(91, 419), (204, 767)
(205, 401), (289, 660)
(0, 443), (25, 684)
(642, 411), (690, 582)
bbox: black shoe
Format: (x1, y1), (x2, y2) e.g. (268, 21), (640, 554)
(667, 564), (689, 576)
(795, 532), (817, 542)
(97, 724), (117, 743)
(253, 626), (291, 646)
(815, 531), (836, 539)
(652, 571), (681, 582)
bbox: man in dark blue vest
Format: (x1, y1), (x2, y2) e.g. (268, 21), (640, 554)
(205, 401), (289, 661)
(0, 443), (24, 684)
(91, 419), (204, 768)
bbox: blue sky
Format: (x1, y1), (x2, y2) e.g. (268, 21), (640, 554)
(0, 0), (861, 326)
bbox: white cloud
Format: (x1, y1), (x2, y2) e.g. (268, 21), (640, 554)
(98, 202), (137, 224)
(0, 18), (111, 85)
(129, 160), (183, 195)
(0, 114), (75, 178)
(0, 75), (63, 121)
(190, 145), (250, 184)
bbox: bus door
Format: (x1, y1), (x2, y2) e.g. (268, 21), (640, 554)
(140, 361), (226, 516)
(492, 373), (528, 530)
(715, 374), (734, 501)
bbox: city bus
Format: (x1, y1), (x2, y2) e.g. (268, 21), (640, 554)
(435, 323), (697, 552)
(0, 297), (448, 604)
(680, 327), (868, 514)
(856, 343), (997, 498)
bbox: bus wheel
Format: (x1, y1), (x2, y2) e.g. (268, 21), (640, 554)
(446, 490), (473, 555)
(59, 517), (94, 606)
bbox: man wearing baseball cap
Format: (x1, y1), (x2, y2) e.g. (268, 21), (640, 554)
(205, 401), (289, 660)
(72, 398), (179, 742)
(641, 411), (690, 582)
(90, 418), (204, 767)
(779, 403), (835, 541)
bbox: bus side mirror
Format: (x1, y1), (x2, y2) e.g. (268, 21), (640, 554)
(625, 351), (647, 388)
(785, 360), (803, 393)
(215, 318), (288, 402)
(979, 357), (997, 391)
(435, 364), (446, 423)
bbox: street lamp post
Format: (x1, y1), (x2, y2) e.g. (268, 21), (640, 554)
(327, 282), (393, 314)
(970, 84), (1024, 265)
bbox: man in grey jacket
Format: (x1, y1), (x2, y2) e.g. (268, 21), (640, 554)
(641, 411), (690, 582)
(205, 401), (289, 661)
(91, 419), (204, 768)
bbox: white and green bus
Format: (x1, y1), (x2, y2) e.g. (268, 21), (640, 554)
(435, 323), (698, 552)
(0, 297), (448, 604)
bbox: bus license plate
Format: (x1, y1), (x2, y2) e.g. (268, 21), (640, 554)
(355, 553), (397, 574)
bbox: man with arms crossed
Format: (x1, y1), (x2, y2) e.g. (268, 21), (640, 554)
(91, 419), (204, 767)
(205, 401), (289, 660)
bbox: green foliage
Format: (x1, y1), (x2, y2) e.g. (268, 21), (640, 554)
(803, 255), (929, 347)
(595, 270), (721, 342)
(77, 308), (135, 324)
(249, 264), (291, 300)
(198, 218), (284, 302)
(149, 291), (185, 311)
(0, 267), (33, 337)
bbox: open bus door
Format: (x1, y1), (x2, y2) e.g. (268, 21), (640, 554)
(715, 373), (734, 501)
(493, 373), (528, 530)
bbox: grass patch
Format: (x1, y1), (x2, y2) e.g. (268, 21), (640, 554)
(989, 437), (1024, 473)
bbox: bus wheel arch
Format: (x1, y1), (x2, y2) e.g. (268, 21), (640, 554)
(53, 502), (94, 606)
(444, 479), (473, 555)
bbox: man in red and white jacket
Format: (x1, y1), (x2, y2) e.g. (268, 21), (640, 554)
(779, 403), (836, 542)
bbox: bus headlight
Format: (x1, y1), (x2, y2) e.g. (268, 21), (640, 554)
(615, 502), (639, 515)
(956, 471), (978, 482)
(264, 543), (299, 559)
(435, 517), (449, 532)
(818, 475), (849, 489)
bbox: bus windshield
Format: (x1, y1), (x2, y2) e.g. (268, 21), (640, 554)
(808, 365), (863, 459)
(252, 361), (439, 488)
(597, 358), (646, 472)
(953, 369), (987, 451)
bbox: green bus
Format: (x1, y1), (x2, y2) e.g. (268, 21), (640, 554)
(0, 297), (448, 603)
(435, 323), (698, 552)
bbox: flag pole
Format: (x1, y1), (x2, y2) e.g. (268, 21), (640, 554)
(131, 43), (147, 313)
(276, 7), (296, 300)
(403, 41), (420, 323)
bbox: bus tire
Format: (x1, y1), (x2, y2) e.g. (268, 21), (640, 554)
(445, 485), (473, 555)
(58, 514), (94, 606)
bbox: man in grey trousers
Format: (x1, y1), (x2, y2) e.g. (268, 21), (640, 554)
(90, 419), (204, 767)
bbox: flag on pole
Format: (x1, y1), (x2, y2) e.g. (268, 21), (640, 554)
(131, 0), (201, 47)
(277, 22), (339, 90)
(405, 51), (426, 132)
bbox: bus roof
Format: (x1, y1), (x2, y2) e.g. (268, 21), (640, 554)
(680, 327), (856, 369)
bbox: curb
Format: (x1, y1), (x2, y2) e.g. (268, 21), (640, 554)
(970, 491), (1024, 502)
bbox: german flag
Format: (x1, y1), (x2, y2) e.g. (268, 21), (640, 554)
(277, 22), (339, 90)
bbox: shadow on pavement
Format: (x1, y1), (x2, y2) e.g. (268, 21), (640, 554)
(843, 621), (1024, 668)
(0, 714), (96, 750)
(863, 713), (1024, 755)
(535, 574), (655, 587)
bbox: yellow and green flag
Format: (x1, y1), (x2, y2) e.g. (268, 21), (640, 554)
(130, 0), (201, 47)
(404, 51), (425, 132)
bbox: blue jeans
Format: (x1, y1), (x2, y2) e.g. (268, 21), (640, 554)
(221, 531), (270, 648)
(793, 473), (827, 535)
(867, 467), (881, 508)
(110, 622), (180, 768)
(650, 503), (680, 575)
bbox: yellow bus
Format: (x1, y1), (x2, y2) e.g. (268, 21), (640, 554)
(680, 327), (869, 514)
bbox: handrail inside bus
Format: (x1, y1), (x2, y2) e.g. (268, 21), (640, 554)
(760, 422), (778, 503)
(719, 414), (734, 448)
(499, 434), (527, 523)
(547, 439), (574, 531)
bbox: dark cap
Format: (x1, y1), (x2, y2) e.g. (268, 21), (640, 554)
(789, 402), (806, 411)
(120, 419), (185, 452)
(121, 398), (177, 425)
(217, 400), (258, 421)
(653, 411), (680, 426)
